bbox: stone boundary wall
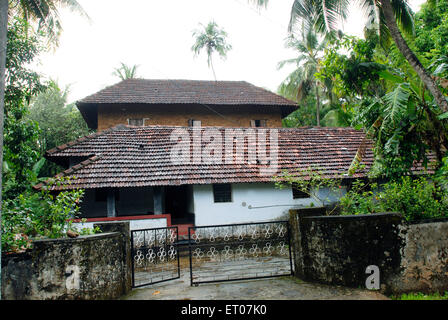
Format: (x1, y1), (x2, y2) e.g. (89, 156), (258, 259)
(289, 210), (448, 294)
(1, 221), (131, 300)
(387, 219), (448, 293)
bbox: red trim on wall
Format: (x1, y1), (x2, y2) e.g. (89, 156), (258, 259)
(72, 214), (172, 226)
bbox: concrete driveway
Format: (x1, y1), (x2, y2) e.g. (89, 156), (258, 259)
(121, 271), (388, 300)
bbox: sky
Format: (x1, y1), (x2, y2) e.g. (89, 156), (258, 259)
(33, 0), (427, 104)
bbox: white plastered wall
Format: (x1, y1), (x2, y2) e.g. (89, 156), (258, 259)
(192, 182), (346, 226)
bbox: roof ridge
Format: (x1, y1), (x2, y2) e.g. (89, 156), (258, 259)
(76, 79), (298, 107)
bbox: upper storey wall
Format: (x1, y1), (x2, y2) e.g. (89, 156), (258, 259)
(97, 104), (283, 130)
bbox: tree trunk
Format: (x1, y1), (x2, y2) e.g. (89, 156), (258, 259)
(0, 0), (8, 300)
(315, 84), (320, 126)
(210, 56), (217, 81)
(381, 0), (448, 113)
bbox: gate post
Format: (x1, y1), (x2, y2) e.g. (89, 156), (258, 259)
(94, 221), (132, 294)
(289, 210), (303, 277)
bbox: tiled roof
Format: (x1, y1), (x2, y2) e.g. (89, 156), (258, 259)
(76, 79), (298, 129)
(77, 79), (297, 106)
(39, 125), (379, 190)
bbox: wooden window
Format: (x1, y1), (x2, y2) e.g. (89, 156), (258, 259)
(250, 120), (267, 127)
(128, 118), (144, 126)
(188, 119), (202, 127)
(213, 184), (232, 203)
(292, 183), (309, 199)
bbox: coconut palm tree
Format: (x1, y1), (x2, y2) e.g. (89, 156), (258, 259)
(277, 28), (327, 126)
(252, 0), (448, 114)
(191, 21), (232, 81)
(113, 62), (140, 80)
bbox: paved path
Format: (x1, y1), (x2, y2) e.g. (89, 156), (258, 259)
(121, 271), (388, 300)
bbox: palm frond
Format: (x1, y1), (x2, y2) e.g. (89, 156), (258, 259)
(382, 83), (410, 129)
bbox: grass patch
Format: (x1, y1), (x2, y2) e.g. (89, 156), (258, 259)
(391, 292), (448, 300)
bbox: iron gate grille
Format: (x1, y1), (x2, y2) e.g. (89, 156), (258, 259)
(131, 226), (180, 288)
(188, 221), (293, 286)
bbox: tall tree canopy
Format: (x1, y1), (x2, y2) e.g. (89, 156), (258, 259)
(27, 81), (91, 177)
(253, 0), (448, 119)
(3, 17), (47, 199)
(191, 21), (232, 81)
(277, 28), (326, 126)
(254, 0), (448, 178)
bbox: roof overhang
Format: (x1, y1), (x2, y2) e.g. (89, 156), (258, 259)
(76, 102), (98, 130)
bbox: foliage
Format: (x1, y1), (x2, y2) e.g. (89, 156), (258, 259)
(391, 291), (448, 300)
(414, 0), (448, 63)
(8, 0), (90, 46)
(1, 176), (86, 253)
(277, 29), (326, 126)
(338, 180), (381, 215)
(27, 81), (91, 177)
(274, 167), (344, 212)
(112, 62), (140, 80)
(77, 219), (101, 236)
(3, 17), (48, 200)
(282, 94), (319, 127)
(339, 176), (448, 222)
(315, 30), (448, 179)
(254, 0), (448, 177)
(191, 21), (232, 80)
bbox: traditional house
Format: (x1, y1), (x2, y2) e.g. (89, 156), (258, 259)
(39, 79), (374, 234)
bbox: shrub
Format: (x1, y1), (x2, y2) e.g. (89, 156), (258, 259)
(1, 176), (87, 253)
(339, 176), (448, 221)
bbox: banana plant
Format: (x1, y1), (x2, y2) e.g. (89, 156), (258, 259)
(348, 67), (448, 177)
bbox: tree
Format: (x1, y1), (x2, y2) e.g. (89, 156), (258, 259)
(112, 62), (140, 80)
(27, 81), (91, 177)
(191, 21), (232, 81)
(0, 0), (88, 290)
(3, 17), (47, 200)
(7, 0), (89, 46)
(313, 29), (448, 178)
(414, 0), (448, 61)
(277, 28), (327, 126)
(252, 0), (448, 115)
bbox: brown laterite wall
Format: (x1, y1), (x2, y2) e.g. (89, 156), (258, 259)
(97, 104), (284, 130)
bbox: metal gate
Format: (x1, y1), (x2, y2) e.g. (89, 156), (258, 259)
(188, 221), (294, 286)
(131, 226), (180, 288)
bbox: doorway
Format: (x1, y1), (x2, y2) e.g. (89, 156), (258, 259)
(164, 185), (194, 225)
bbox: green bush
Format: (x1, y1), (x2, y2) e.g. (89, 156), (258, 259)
(1, 176), (87, 253)
(339, 176), (448, 221)
(391, 291), (448, 300)
(339, 179), (381, 215)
